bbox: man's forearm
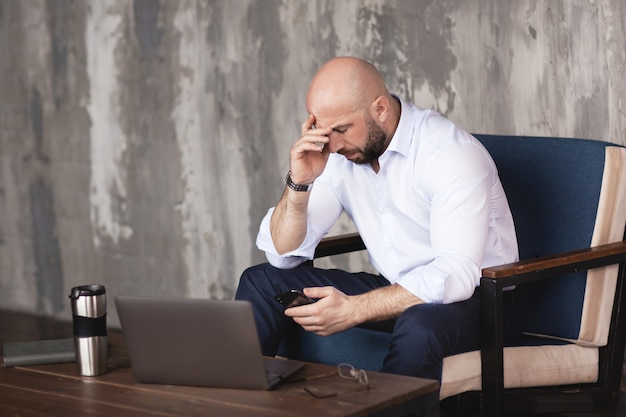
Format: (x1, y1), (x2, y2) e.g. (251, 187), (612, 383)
(351, 284), (424, 323)
(270, 187), (311, 254)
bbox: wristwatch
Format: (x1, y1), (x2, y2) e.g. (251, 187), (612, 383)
(285, 171), (313, 192)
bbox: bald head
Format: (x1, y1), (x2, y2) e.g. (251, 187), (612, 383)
(306, 57), (390, 118)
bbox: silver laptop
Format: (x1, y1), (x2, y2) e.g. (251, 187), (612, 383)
(115, 296), (306, 390)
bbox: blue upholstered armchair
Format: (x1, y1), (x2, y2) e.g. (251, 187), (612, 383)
(278, 135), (626, 416)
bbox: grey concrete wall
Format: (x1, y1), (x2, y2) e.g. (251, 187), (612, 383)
(1, 0), (624, 326)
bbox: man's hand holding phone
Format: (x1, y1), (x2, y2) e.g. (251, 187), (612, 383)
(276, 286), (359, 336)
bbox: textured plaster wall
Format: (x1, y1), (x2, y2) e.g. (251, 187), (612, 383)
(1, 0), (624, 326)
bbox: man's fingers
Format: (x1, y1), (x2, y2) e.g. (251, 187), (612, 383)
(284, 302), (318, 318)
(301, 114), (316, 135)
(303, 286), (335, 298)
(295, 135), (328, 153)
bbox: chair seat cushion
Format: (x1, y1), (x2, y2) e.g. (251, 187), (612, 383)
(277, 326), (389, 371)
(441, 344), (599, 399)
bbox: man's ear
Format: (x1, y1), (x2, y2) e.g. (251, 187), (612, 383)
(371, 96), (389, 123)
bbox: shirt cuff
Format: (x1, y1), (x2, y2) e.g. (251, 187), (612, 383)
(255, 208), (320, 269)
(395, 258), (480, 304)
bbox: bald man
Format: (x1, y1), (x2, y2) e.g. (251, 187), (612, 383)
(236, 57), (522, 382)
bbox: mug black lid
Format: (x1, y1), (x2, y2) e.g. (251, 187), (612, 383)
(69, 284), (106, 299)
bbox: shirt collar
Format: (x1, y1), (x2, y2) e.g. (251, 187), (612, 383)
(379, 95), (414, 164)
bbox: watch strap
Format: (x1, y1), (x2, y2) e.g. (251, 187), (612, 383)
(285, 171), (313, 192)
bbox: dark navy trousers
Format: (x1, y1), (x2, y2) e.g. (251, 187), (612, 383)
(235, 263), (522, 381)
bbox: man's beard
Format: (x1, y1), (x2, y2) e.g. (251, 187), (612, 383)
(353, 118), (388, 165)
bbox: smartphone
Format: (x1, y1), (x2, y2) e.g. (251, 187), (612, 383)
(274, 289), (315, 309)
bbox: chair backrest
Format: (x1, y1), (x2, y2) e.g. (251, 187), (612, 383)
(475, 135), (626, 346)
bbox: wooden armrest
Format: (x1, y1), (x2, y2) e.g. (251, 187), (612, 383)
(314, 233), (365, 258)
(313, 234), (626, 286)
(482, 240), (626, 283)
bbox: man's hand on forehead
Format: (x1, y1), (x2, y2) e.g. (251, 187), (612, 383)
(301, 114), (330, 151)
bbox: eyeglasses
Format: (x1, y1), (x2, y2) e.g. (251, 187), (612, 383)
(338, 363), (369, 386)
(303, 363), (370, 399)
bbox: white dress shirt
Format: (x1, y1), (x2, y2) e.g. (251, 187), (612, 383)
(256, 98), (518, 304)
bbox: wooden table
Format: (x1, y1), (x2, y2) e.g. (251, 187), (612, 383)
(0, 312), (439, 416)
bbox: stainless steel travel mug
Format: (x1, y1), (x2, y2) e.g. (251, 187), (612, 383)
(69, 284), (108, 376)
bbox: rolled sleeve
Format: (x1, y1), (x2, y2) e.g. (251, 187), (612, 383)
(395, 255), (481, 304)
(255, 208), (322, 269)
